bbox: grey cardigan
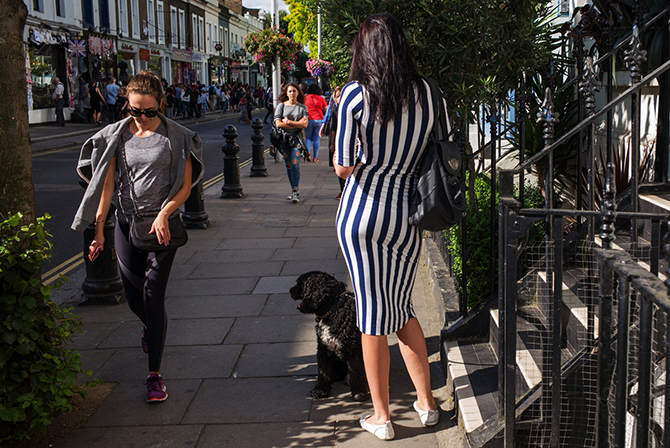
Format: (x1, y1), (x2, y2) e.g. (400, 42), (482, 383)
(71, 114), (204, 232)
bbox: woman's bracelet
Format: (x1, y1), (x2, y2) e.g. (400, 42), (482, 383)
(95, 220), (105, 225)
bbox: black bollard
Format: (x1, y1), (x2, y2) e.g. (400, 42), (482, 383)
(81, 205), (125, 305)
(250, 118), (268, 177)
(221, 124), (243, 198)
(182, 180), (211, 229)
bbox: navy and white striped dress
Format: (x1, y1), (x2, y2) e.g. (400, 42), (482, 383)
(335, 79), (447, 336)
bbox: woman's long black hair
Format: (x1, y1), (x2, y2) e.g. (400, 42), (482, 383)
(348, 13), (425, 125)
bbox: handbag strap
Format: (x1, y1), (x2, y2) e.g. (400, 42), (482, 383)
(119, 131), (156, 218)
(425, 78), (451, 143)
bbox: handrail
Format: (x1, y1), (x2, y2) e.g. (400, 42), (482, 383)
(505, 57), (670, 174)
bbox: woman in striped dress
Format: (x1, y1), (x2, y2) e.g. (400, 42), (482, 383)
(335, 13), (441, 440)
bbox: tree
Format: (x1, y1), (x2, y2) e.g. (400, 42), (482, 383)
(0, 0), (34, 225)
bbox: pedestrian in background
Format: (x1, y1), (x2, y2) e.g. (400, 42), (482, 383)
(115, 86), (129, 120)
(334, 13), (440, 441)
(52, 77), (65, 126)
(321, 85), (343, 197)
(304, 84), (327, 162)
(274, 82), (308, 203)
(89, 81), (105, 126)
(174, 84), (183, 117)
(72, 70), (204, 405)
(165, 87), (175, 118)
(263, 86), (273, 124)
(104, 77), (120, 124)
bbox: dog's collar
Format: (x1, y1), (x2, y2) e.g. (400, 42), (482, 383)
(315, 296), (348, 323)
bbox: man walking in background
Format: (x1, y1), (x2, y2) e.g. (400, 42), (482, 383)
(104, 77), (120, 124)
(52, 77), (65, 126)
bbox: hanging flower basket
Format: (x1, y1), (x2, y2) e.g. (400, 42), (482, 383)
(243, 28), (302, 69)
(306, 58), (335, 78)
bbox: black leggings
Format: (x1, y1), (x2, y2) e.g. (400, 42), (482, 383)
(115, 221), (177, 372)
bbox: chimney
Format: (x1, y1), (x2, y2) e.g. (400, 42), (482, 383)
(222, 0), (243, 15)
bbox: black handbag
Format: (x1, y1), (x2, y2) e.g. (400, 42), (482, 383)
(408, 78), (467, 232)
(270, 122), (286, 148)
(120, 134), (188, 252)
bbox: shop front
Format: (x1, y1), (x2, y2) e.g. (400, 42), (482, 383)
(86, 32), (117, 83)
(172, 48), (193, 86)
(209, 56), (224, 85)
(149, 48), (163, 80)
(230, 61), (241, 83)
(192, 52), (204, 84)
(117, 40), (139, 85)
(25, 25), (69, 124)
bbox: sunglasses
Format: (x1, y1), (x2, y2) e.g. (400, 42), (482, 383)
(128, 108), (159, 118)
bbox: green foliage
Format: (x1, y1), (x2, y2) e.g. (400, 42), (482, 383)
(316, 0), (560, 115)
(0, 213), (89, 442)
(243, 28), (302, 69)
(445, 176), (548, 308)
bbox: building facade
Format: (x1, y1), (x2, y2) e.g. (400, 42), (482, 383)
(22, 0), (264, 124)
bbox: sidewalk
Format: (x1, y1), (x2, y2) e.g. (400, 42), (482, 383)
(59, 155), (462, 447)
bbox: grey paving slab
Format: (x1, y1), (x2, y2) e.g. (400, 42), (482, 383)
(253, 275), (299, 294)
(97, 321), (145, 349)
(95, 344), (243, 380)
(73, 303), (136, 323)
(195, 248), (276, 262)
(165, 294), (267, 318)
(280, 259), (349, 277)
(216, 237), (295, 250)
(261, 293), (303, 316)
(224, 315), (315, 344)
(196, 421), (336, 448)
(272, 247), (340, 261)
(217, 228), (286, 239)
(165, 318), (234, 346)
(335, 419), (439, 447)
(77, 348), (116, 382)
(69, 321), (124, 350)
(234, 342), (317, 378)
(292, 236), (341, 249)
(56, 424), (204, 448)
(167, 261), (199, 280)
(283, 226), (341, 238)
(85, 379), (201, 427)
(189, 261), (284, 279)
(167, 276), (259, 296)
(181, 377), (315, 424)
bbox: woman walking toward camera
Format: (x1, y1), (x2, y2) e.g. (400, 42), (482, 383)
(72, 71), (204, 404)
(334, 13), (440, 440)
(275, 82), (308, 203)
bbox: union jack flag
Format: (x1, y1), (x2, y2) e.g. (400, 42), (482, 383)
(68, 39), (86, 58)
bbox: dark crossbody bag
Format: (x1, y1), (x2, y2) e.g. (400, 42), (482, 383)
(408, 78), (467, 232)
(119, 133), (188, 252)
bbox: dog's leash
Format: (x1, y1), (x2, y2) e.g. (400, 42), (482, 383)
(316, 295), (349, 323)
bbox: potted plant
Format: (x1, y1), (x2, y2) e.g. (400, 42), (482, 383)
(243, 28), (302, 72)
(305, 58), (335, 78)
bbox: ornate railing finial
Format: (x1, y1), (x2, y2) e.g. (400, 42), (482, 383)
(600, 162), (617, 248)
(624, 25), (647, 84)
(536, 88), (560, 148)
(579, 57), (602, 117)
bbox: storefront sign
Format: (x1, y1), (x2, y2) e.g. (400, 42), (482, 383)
(192, 53), (202, 62)
(139, 49), (150, 60)
(121, 43), (135, 52)
(231, 61), (241, 69)
(150, 48), (162, 56)
(172, 48), (192, 63)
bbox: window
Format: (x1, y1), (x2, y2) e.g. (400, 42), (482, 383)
(131, 0), (140, 39)
(198, 17), (204, 53)
(192, 14), (197, 50)
(147, 0), (156, 43)
(157, 1), (164, 45)
(33, 0), (43, 13)
(207, 22), (212, 53)
(118, 0), (128, 36)
(170, 6), (177, 46)
(219, 26), (223, 53)
(559, 0), (569, 16)
(82, 0), (94, 28)
(99, 0), (110, 33)
(55, 0), (65, 17)
(178, 9), (185, 49)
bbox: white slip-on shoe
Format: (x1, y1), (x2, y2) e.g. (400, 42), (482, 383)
(359, 413), (394, 440)
(413, 400), (440, 426)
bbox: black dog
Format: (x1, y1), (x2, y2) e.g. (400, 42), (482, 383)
(290, 271), (370, 401)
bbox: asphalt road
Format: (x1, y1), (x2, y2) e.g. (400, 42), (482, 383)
(31, 112), (272, 275)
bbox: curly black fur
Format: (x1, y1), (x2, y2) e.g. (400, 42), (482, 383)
(290, 271), (370, 401)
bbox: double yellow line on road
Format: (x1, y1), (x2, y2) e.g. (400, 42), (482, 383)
(43, 149), (270, 285)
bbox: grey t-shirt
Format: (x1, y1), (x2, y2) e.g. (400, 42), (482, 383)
(274, 102), (309, 137)
(116, 122), (172, 222)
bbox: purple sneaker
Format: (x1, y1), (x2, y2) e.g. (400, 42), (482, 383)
(141, 328), (148, 354)
(145, 373), (168, 403)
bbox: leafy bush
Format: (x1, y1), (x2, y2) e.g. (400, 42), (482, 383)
(445, 175), (548, 309)
(0, 213), (89, 442)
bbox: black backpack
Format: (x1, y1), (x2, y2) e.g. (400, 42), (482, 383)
(408, 78), (467, 232)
